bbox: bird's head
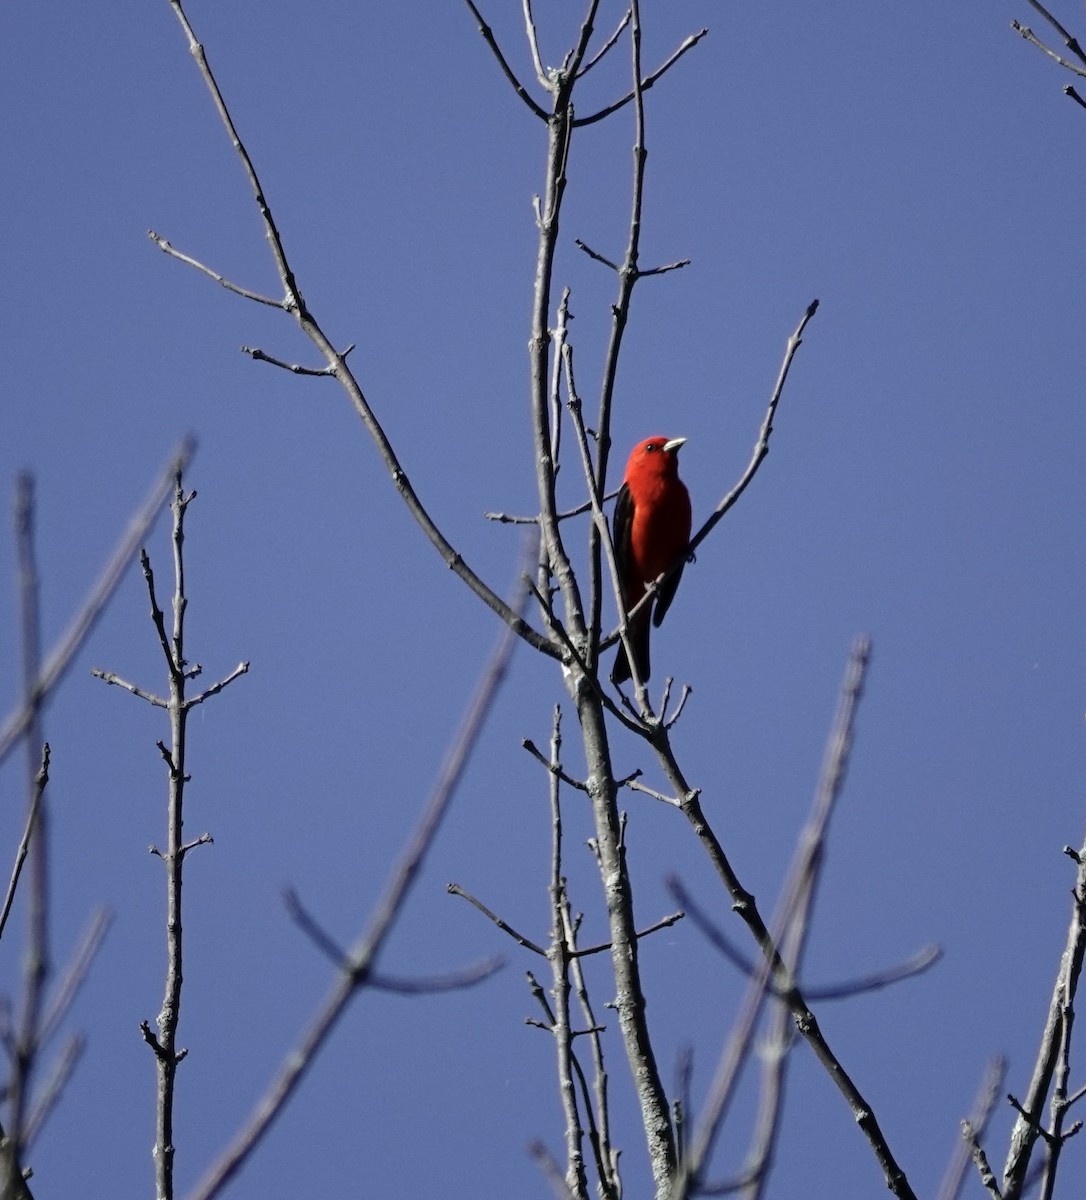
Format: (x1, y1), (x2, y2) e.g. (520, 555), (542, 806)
(626, 435), (687, 479)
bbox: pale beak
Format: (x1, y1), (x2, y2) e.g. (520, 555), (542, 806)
(663, 437), (687, 454)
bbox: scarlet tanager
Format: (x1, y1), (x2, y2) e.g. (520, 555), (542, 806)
(611, 435), (692, 685)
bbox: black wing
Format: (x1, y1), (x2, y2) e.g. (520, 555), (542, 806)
(612, 480), (634, 605)
(610, 481), (650, 682)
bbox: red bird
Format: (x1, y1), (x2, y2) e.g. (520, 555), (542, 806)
(611, 435), (692, 684)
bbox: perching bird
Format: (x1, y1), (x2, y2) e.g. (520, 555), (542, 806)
(611, 435), (692, 685)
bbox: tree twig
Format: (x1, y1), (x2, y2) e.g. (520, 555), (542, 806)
(939, 1056), (1007, 1200)
(8, 475), (50, 1175)
(0, 746), (50, 945)
(464, 0), (549, 119)
(573, 28), (710, 127)
(1001, 828), (1086, 1199)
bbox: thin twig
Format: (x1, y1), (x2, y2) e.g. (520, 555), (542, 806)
(545, 709), (590, 1200)
(688, 299), (818, 559)
(286, 887), (502, 993)
(674, 882), (940, 1002)
(1023, 0), (1086, 64)
(1040, 882), (1086, 1199)
(522, 737), (589, 791)
(90, 670), (167, 707)
(148, 232), (285, 307)
(1002, 827), (1086, 1199)
(242, 345), (339, 376)
(522, 0), (548, 87)
(187, 661), (250, 707)
(561, 905), (619, 1200)
(366, 960), (504, 994)
(965, 1120), (1005, 1199)
(573, 29), (710, 127)
(283, 888), (348, 967)
(573, 910), (685, 959)
(578, 10), (631, 77)
(447, 882), (547, 956)
(464, 0), (549, 118)
(564, 904), (619, 1200)
(484, 490), (620, 525)
(1012, 21), (1086, 78)
(11, 475), (50, 1164)
(938, 1056), (1007, 1200)
(0, 746), (50, 944)
(530, 1138), (580, 1200)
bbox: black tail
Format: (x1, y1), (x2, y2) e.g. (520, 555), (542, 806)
(611, 611), (651, 684)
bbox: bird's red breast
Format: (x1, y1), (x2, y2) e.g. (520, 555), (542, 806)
(611, 435), (691, 683)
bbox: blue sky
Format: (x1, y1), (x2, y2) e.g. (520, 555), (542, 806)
(3, 1), (1086, 1197)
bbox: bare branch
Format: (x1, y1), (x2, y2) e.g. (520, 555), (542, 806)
(939, 1056), (1007, 1200)
(367, 959), (504, 994)
(447, 882), (547, 956)
(147, 231), (285, 307)
(187, 661), (250, 708)
(166, 4), (303, 311)
(625, 778), (682, 807)
(1002, 827), (1086, 1199)
(179, 833), (213, 858)
(91, 670), (167, 707)
(0, 745), (50, 945)
(522, 737), (589, 791)
(463, 0), (549, 118)
(143, 474), (207, 1198)
(688, 299), (819, 559)
(286, 890), (507, 992)
(241, 345), (339, 376)
(574, 28), (710, 127)
(543, 708), (591, 1200)
(575, 239), (619, 270)
(578, 10), (631, 77)
(1012, 20), (1086, 77)
(11, 475), (50, 1163)
(522, 0), (548, 87)
(486, 490), (621, 525)
(642, 257), (692, 277)
(574, 910), (685, 959)
(1023, 0), (1086, 64)
(530, 1138), (581, 1200)
(673, 880), (940, 1001)
(560, 833), (620, 1200)
(283, 887), (348, 968)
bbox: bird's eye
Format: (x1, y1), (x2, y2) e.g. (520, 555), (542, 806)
(646, 442), (658, 453)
